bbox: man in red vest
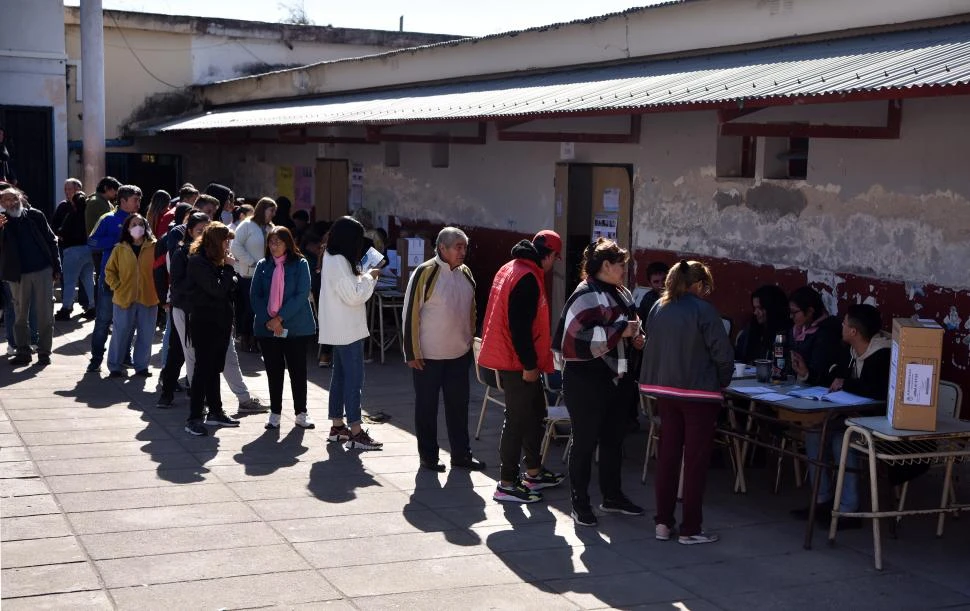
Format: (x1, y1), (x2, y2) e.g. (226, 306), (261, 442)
(479, 230), (566, 503)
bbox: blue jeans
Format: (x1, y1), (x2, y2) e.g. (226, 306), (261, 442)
(3, 281), (37, 347)
(160, 308), (171, 367)
(61, 245), (94, 311)
(329, 339), (365, 425)
(805, 427), (859, 513)
(108, 303), (157, 372)
(90, 276), (115, 365)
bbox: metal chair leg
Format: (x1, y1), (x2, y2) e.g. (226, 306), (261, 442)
(475, 392), (489, 440)
(774, 437), (787, 494)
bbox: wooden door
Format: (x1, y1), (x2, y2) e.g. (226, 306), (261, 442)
(314, 159), (349, 222)
(552, 163), (570, 324)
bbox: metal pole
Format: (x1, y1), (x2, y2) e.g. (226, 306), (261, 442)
(80, 0), (106, 191)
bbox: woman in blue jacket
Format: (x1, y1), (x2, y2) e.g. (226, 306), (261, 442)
(251, 226), (316, 430)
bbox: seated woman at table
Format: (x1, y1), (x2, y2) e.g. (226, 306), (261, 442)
(794, 303), (890, 529)
(640, 260), (734, 545)
(553, 238), (645, 527)
(735, 284), (791, 363)
(788, 286), (841, 386)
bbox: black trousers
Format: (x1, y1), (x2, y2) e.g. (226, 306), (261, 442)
(412, 352), (471, 463)
(188, 314), (230, 422)
(160, 310), (185, 396)
(498, 370), (547, 483)
(562, 360), (632, 508)
(259, 335), (309, 415)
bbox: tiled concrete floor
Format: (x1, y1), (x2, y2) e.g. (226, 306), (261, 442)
(1, 317), (968, 610)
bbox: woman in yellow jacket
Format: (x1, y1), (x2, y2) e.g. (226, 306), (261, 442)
(105, 213), (159, 377)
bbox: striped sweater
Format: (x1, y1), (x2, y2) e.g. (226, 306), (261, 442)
(552, 278), (636, 382)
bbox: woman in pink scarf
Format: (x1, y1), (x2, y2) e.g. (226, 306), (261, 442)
(251, 226), (317, 430)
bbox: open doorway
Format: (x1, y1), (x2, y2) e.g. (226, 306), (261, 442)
(552, 163), (633, 318)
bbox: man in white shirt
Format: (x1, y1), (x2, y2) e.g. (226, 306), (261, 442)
(403, 227), (485, 472)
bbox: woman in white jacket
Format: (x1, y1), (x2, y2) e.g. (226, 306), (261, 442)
(230, 197), (276, 351)
(319, 216), (382, 450)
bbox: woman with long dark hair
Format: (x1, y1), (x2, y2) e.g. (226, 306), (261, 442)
(735, 284), (791, 363)
(553, 238), (645, 527)
(318, 216), (382, 450)
(251, 226), (317, 430)
(184, 222), (239, 436)
(640, 260), (734, 545)
(104, 213), (158, 377)
(788, 286), (842, 386)
(146, 189), (172, 238)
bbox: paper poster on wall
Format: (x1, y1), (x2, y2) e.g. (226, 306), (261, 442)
(555, 195), (563, 218)
(560, 142), (575, 160)
(275, 165), (295, 202)
(293, 166), (314, 211)
(406, 238), (426, 267)
(592, 214), (618, 241)
(349, 162), (364, 210)
(602, 187), (621, 212)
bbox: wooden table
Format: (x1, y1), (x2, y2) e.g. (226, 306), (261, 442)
(720, 379), (885, 549)
(829, 416), (970, 569)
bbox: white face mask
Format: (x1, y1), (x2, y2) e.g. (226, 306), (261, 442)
(129, 225), (146, 239)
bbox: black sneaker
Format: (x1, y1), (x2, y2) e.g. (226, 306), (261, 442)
(9, 353), (30, 366)
(184, 420), (208, 436)
(571, 505), (598, 527)
(81, 308), (97, 321)
(420, 460), (446, 473)
(108, 370), (124, 378)
(493, 480), (542, 504)
(86, 360), (101, 373)
(37, 354), (51, 366)
(135, 369), (152, 378)
(54, 309), (72, 321)
(156, 394), (174, 408)
(451, 455), (487, 471)
(205, 411), (240, 427)
(600, 496), (645, 516)
(522, 468), (565, 491)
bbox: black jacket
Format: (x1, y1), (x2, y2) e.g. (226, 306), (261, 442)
(57, 200), (89, 249)
(168, 243), (192, 311)
(833, 334), (892, 402)
(639, 293), (734, 401)
(0, 208), (61, 282)
(186, 254), (236, 320)
(791, 315), (843, 386)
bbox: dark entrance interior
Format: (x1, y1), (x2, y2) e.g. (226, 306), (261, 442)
(106, 152), (182, 201)
(0, 105), (54, 216)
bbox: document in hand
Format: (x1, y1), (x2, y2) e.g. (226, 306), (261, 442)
(359, 246), (385, 273)
(787, 386), (871, 405)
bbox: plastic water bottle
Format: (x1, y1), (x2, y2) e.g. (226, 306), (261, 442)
(772, 334), (786, 380)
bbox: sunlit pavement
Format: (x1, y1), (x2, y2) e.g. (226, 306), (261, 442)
(2, 316), (968, 610)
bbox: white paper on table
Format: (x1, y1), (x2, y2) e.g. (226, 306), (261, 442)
(787, 386), (830, 400)
(754, 392), (793, 402)
(821, 391), (871, 406)
(903, 363), (934, 406)
(729, 386), (777, 395)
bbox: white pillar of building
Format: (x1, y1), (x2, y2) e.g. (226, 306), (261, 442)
(80, 0), (106, 190)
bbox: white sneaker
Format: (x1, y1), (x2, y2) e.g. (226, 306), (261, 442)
(265, 413), (281, 430)
(655, 524), (673, 541)
(294, 412), (315, 429)
(30, 344), (38, 354)
(678, 532), (719, 545)
(5, 344), (15, 357)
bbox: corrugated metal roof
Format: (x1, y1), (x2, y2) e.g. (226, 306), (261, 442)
(153, 24), (970, 133)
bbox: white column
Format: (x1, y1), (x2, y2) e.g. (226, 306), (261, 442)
(80, 0), (106, 190)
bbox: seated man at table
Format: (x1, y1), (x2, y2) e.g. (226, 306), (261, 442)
(792, 303), (890, 529)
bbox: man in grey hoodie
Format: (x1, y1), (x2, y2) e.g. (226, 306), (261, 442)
(794, 303), (890, 529)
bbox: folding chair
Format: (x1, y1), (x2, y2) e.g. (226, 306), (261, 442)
(472, 337), (505, 439)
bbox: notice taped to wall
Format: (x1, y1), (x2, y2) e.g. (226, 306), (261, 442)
(593, 214), (618, 241)
(903, 363), (934, 406)
(603, 188), (621, 212)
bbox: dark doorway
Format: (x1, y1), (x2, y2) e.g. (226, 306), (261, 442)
(106, 152), (181, 200)
(0, 106), (54, 216)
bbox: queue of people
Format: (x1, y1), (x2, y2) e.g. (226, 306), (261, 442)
(1, 175), (903, 547)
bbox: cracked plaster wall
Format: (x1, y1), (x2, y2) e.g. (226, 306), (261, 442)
(635, 97), (970, 290)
